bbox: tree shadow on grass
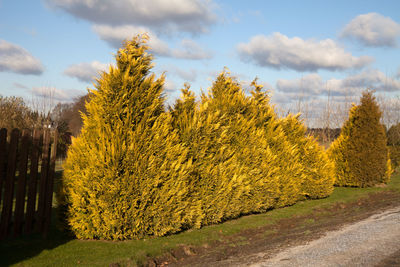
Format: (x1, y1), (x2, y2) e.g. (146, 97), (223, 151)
(0, 207), (73, 267)
(0, 169), (73, 266)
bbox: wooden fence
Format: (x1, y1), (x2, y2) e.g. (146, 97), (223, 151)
(0, 128), (58, 240)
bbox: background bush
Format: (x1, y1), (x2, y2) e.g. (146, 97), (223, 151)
(387, 123), (400, 168)
(328, 91), (392, 187)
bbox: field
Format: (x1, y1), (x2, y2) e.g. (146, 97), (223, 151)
(1, 169), (399, 267)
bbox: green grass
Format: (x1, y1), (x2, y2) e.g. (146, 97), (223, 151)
(1, 170), (400, 267)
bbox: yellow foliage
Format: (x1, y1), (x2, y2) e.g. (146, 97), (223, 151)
(280, 115), (334, 199)
(328, 91), (390, 187)
(62, 36), (192, 240)
(62, 37), (336, 241)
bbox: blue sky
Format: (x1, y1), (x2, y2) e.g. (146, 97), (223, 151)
(1, 0), (400, 125)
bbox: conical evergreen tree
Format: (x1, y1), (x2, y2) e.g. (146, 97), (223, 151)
(169, 83), (197, 146)
(61, 36), (192, 240)
(328, 90), (392, 187)
(246, 81), (303, 207)
(170, 72), (282, 226)
(192, 72), (254, 224)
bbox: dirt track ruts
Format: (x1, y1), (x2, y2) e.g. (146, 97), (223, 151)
(250, 206), (400, 267)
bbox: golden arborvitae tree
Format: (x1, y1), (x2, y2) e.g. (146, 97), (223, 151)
(61, 36), (192, 240)
(280, 114), (334, 199)
(246, 81), (303, 207)
(169, 83), (197, 147)
(328, 90), (392, 187)
(170, 74), (333, 227)
(169, 72), (282, 227)
(189, 72), (255, 225)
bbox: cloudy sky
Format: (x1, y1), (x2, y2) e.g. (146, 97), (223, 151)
(1, 0), (400, 124)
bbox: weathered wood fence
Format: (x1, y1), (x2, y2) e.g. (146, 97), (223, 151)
(0, 128), (58, 240)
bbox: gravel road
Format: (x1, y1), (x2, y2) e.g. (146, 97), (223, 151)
(250, 206), (400, 267)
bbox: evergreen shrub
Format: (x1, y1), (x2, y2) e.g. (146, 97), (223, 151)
(328, 91), (392, 187)
(62, 36), (192, 239)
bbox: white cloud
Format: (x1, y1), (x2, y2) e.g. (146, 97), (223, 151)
(164, 65), (197, 82)
(0, 40), (44, 75)
(272, 72), (400, 128)
(93, 24), (170, 55)
(31, 86), (81, 102)
(46, 0), (216, 34)
(94, 25), (212, 60)
(277, 73), (324, 95)
(164, 79), (176, 92)
(341, 13), (400, 47)
(13, 82), (29, 90)
(64, 61), (108, 83)
(276, 69), (400, 99)
(271, 90), (318, 106)
(47, 1), (215, 60)
(341, 69), (400, 92)
(175, 68), (197, 82)
(237, 33), (373, 72)
(172, 39), (212, 60)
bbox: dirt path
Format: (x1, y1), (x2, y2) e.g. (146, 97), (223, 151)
(154, 191), (400, 267)
(250, 206), (400, 267)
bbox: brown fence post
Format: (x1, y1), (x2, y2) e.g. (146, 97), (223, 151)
(0, 129), (20, 240)
(13, 130), (31, 237)
(25, 129), (41, 234)
(37, 129), (50, 232)
(0, 128), (7, 206)
(43, 130), (58, 238)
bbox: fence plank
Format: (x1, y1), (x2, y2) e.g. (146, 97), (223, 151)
(37, 129), (50, 232)
(43, 130), (58, 238)
(25, 129), (41, 234)
(13, 130), (31, 237)
(0, 129), (20, 239)
(0, 128), (7, 206)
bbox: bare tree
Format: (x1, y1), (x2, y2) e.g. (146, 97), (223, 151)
(29, 86), (58, 128)
(377, 93), (400, 128)
(0, 96), (34, 130)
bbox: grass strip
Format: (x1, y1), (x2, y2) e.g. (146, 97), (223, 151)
(1, 170), (399, 267)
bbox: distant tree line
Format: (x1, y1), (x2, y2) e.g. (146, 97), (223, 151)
(0, 94), (89, 158)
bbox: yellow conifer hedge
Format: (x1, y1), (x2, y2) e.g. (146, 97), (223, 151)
(170, 73), (334, 227)
(62, 36), (335, 240)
